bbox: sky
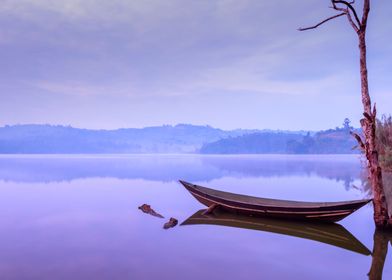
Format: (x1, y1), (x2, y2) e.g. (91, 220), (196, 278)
(0, 0), (391, 130)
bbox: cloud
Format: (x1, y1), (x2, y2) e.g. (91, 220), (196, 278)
(0, 0), (390, 129)
(32, 81), (107, 97)
(30, 80), (140, 98)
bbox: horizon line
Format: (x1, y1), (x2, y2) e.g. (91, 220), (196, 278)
(0, 122), (358, 132)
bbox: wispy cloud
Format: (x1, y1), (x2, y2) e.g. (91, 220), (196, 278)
(0, 0), (390, 129)
(31, 80), (140, 98)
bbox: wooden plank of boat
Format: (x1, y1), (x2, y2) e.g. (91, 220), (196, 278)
(181, 209), (371, 256)
(179, 180), (372, 222)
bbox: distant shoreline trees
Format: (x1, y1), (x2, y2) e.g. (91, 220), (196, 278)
(201, 120), (358, 154)
(376, 115), (392, 171)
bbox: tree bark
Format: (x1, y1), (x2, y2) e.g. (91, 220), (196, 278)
(357, 3), (390, 228)
(298, 0), (391, 228)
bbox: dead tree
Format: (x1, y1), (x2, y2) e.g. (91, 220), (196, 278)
(299, 0), (391, 229)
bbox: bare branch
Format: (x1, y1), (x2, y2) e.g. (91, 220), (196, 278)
(351, 131), (365, 150)
(346, 9), (360, 32)
(331, 1), (360, 32)
(333, 1), (361, 27)
(361, 0), (370, 28)
(298, 12), (346, 31)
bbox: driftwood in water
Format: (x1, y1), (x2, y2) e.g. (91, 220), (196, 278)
(163, 218), (178, 229)
(138, 204), (164, 218)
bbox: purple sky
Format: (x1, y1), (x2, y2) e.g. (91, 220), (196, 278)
(0, 0), (391, 130)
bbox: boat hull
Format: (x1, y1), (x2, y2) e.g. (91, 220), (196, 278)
(179, 180), (372, 222)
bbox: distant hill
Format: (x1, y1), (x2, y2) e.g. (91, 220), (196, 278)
(0, 124), (358, 154)
(200, 128), (359, 154)
(199, 132), (303, 154)
(0, 124), (268, 154)
(287, 129), (359, 154)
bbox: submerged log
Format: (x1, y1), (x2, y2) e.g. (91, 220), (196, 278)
(138, 204), (164, 218)
(163, 218), (178, 229)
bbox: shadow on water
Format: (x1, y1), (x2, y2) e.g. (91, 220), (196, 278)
(182, 209), (392, 280)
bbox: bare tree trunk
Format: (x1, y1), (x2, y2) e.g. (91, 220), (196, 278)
(299, 0), (391, 228)
(357, 5), (390, 229)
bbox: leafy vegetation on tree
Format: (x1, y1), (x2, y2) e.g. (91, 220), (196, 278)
(376, 115), (392, 171)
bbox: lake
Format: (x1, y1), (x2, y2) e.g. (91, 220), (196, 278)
(0, 154), (390, 279)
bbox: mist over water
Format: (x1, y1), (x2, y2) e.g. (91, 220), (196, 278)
(0, 154), (390, 279)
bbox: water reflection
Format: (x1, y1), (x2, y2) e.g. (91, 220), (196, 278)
(0, 154), (389, 279)
(0, 154), (363, 184)
(202, 155), (362, 190)
(181, 209), (371, 255)
(181, 210), (392, 280)
(368, 172), (392, 280)
(368, 230), (392, 280)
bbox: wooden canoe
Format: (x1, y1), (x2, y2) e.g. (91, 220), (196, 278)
(179, 180), (372, 222)
(181, 209), (371, 255)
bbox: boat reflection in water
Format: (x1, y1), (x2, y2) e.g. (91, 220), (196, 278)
(181, 209), (371, 256)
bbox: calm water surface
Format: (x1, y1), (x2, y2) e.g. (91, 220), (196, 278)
(0, 154), (390, 280)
